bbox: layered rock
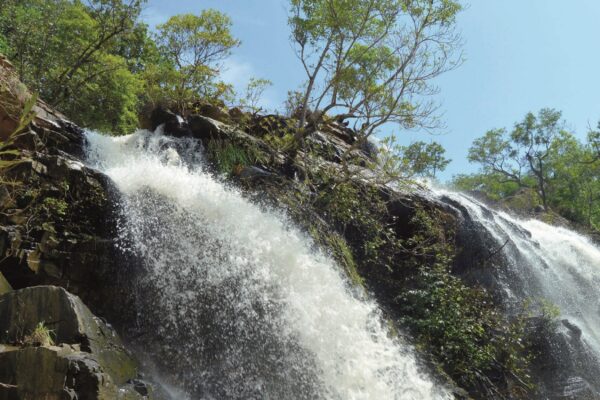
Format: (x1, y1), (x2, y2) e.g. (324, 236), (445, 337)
(0, 57), (155, 399)
(0, 286), (151, 400)
(0, 58), (130, 322)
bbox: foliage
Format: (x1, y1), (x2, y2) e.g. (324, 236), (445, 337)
(311, 166), (400, 268)
(288, 0), (463, 143)
(376, 136), (450, 183)
(23, 322), (55, 347)
(0, 33), (9, 54)
(283, 90), (304, 118)
(0, 0), (146, 134)
(206, 139), (266, 175)
(240, 78), (272, 113)
(61, 53), (143, 135)
(41, 197), (69, 219)
(457, 109), (600, 229)
(0, 68), (38, 183)
(150, 11), (240, 113)
(397, 209), (533, 395)
(0, 2), (242, 134)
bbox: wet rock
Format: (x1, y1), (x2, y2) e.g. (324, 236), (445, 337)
(150, 106), (191, 137)
(188, 114), (222, 142)
(236, 165), (276, 181)
(0, 150), (124, 320)
(562, 319), (583, 340)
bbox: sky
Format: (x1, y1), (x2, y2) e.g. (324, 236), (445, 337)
(143, 0), (600, 181)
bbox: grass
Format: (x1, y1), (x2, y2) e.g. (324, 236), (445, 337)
(23, 322), (55, 347)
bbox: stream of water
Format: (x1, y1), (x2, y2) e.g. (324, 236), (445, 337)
(85, 129), (448, 400)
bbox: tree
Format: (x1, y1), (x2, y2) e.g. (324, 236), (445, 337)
(467, 109), (564, 210)
(402, 141), (451, 178)
(511, 109), (562, 210)
(459, 111), (600, 229)
(288, 0), (462, 144)
(376, 136), (450, 184)
(0, 0), (148, 134)
(467, 128), (526, 187)
(151, 11), (240, 113)
(240, 78), (272, 113)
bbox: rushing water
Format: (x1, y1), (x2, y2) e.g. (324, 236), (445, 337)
(85, 129), (448, 400)
(433, 189), (600, 371)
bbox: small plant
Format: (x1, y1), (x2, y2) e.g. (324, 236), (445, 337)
(23, 322), (55, 347)
(207, 140), (252, 175)
(206, 139), (268, 175)
(42, 197), (69, 218)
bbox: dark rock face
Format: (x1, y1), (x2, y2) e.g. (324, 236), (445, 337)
(0, 62), (157, 398)
(150, 106), (191, 137)
(188, 114), (222, 141)
(0, 146), (128, 321)
(0, 286), (151, 400)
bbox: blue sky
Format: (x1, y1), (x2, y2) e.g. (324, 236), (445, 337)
(143, 1), (600, 181)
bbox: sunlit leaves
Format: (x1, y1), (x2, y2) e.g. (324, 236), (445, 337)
(150, 11), (240, 113)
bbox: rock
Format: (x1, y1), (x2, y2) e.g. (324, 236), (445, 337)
(0, 286), (152, 399)
(0, 273), (11, 295)
(228, 107), (245, 122)
(150, 106), (191, 137)
(193, 103), (230, 123)
(236, 166), (276, 181)
(360, 139), (378, 161)
(188, 114), (225, 142)
(0, 150), (124, 320)
(562, 319), (583, 340)
(321, 122), (356, 145)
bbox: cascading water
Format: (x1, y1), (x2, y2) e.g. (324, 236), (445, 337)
(84, 129), (448, 400)
(432, 188), (600, 396)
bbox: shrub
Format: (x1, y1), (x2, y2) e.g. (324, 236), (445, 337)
(397, 209), (533, 395)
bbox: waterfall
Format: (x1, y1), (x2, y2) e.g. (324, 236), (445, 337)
(433, 188), (600, 395)
(84, 129), (448, 400)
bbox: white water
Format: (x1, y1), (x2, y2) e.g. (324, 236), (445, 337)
(434, 189), (600, 358)
(85, 129), (448, 400)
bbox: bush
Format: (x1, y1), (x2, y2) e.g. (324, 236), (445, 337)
(397, 209), (533, 396)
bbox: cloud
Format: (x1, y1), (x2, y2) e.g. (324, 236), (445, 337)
(221, 58), (280, 111)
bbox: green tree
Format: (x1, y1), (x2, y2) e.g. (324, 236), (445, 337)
(467, 109), (564, 210)
(288, 0), (463, 143)
(402, 141), (451, 178)
(512, 109), (563, 210)
(0, 0), (147, 134)
(377, 136), (450, 184)
(150, 11), (240, 113)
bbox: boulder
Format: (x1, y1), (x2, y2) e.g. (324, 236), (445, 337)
(150, 107), (191, 137)
(0, 286), (152, 400)
(0, 150), (125, 321)
(192, 103), (230, 123)
(188, 114), (225, 142)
